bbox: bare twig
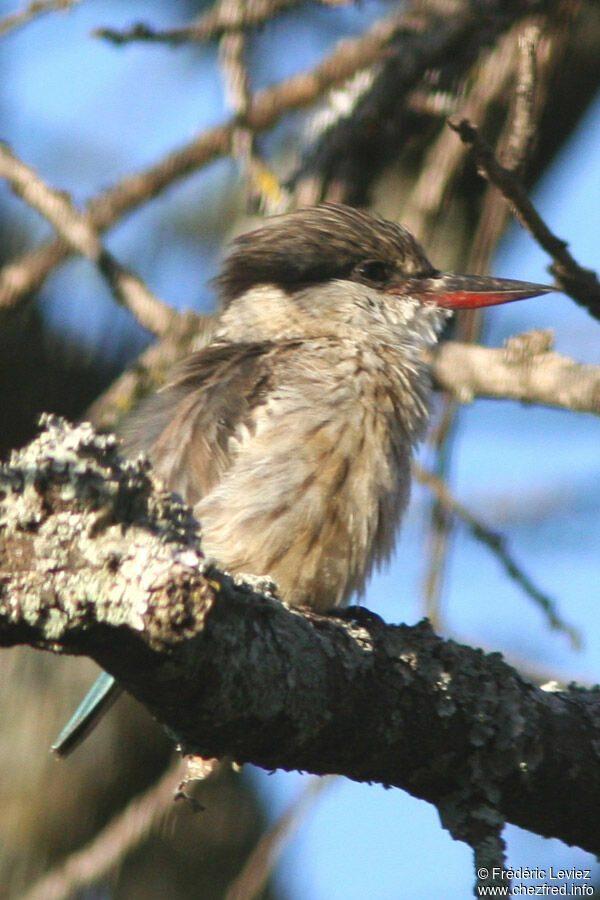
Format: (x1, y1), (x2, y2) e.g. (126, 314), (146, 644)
(448, 105), (539, 640)
(0, 9), (407, 310)
(414, 461), (580, 649)
(466, 20), (561, 275)
(94, 0), (308, 46)
(409, 20), (528, 626)
(420, 396), (458, 630)
(0, 142), (176, 337)
(23, 757), (186, 900)
(448, 117), (600, 319)
(418, 17), (565, 628)
(217, 0), (289, 213)
(0, 0), (84, 38)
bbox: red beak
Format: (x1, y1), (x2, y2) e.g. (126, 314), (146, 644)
(396, 273), (553, 310)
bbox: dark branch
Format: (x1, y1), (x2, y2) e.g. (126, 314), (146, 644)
(1, 417), (600, 857)
(449, 117), (600, 320)
(94, 0), (307, 46)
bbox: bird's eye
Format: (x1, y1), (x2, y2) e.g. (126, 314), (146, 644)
(354, 260), (393, 285)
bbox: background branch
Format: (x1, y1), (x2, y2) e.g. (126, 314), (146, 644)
(0, 143), (176, 336)
(0, 0), (84, 38)
(94, 0), (309, 46)
(413, 462), (579, 648)
(0, 8), (408, 309)
(449, 116), (600, 318)
(23, 758), (187, 900)
(431, 328), (600, 416)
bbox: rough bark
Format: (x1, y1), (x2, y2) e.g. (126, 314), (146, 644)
(1, 417), (599, 857)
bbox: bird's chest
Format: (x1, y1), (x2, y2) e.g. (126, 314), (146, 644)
(265, 352), (421, 594)
(327, 362), (417, 549)
(197, 346), (426, 608)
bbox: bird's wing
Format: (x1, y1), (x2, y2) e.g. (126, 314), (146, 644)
(120, 340), (290, 505)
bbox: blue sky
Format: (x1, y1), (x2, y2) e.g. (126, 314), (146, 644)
(1, 1), (599, 896)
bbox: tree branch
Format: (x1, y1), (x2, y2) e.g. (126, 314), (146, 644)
(1, 417), (600, 857)
(448, 116), (600, 319)
(0, 142), (176, 337)
(413, 461), (579, 649)
(89, 322), (600, 443)
(0, 0), (84, 38)
(0, 8), (409, 309)
(431, 329), (600, 417)
(94, 0), (309, 46)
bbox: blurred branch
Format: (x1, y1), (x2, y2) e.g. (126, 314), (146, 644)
(1, 417), (600, 859)
(0, 0), (83, 38)
(501, 21), (542, 174)
(419, 395), (458, 630)
(288, 1), (576, 208)
(403, 16), (527, 243)
(85, 310), (214, 431)
(431, 328), (600, 417)
(413, 462), (580, 649)
(449, 116), (600, 320)
(217, 0), (290, 213)
(1, 4), (582, 309)
(0, 142), (177, 337)
(94, 0), (309, 46)
(464, 18), (557, 274)
(218, 10), (254, 171)
(23, 757), (188, 900)
(291, 7), (475, 205)
(416, 14), (563, 632)
(0, 8), (409, 310)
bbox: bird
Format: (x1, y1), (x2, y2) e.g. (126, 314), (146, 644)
(52, 203), (552, 755)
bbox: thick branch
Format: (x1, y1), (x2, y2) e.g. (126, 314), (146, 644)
(1, 418), (599, 855)
(431, 329), (600, 417)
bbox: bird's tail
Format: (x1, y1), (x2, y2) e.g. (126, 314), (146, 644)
(52, 672), (122, 757)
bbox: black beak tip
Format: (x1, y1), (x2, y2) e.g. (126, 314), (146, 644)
(416, 275), (556, 310)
